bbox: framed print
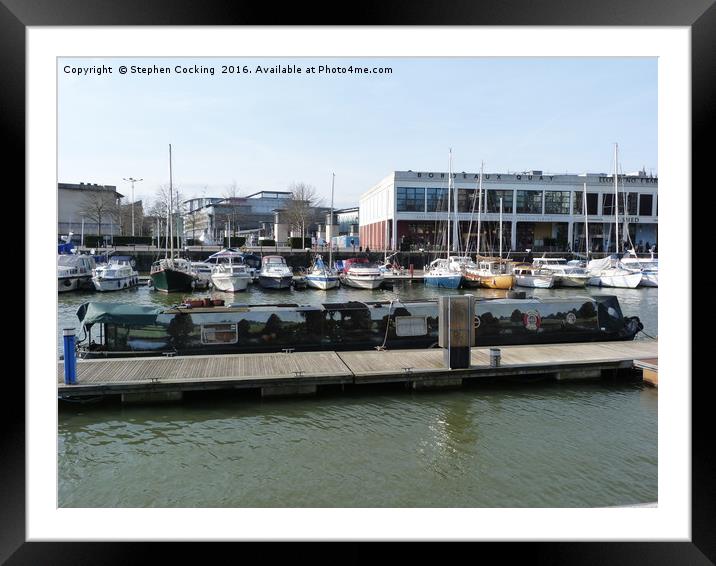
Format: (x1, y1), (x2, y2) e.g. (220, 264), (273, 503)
(6, 0), (712, 563)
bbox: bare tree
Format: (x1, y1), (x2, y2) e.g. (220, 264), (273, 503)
(285, 182), (323, 245)
(77, 189), (120, 238)
(220, 181), (247, 245)
(149, 185), (185, 247)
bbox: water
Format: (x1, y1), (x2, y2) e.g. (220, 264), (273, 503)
(58, 282), (657, 507)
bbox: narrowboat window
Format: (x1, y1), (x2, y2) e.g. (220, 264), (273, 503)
(201, 323), (238, 345)
(395, 316), (428, 337)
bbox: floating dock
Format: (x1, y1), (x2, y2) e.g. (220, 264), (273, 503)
(633, 358), (658, 387)
(58, 340), (658, 402)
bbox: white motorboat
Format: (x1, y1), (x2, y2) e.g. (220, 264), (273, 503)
(532, 257), (589, 288)
(513, 264), (555, 288)
(92, 256), (139, 292)
(586, 256), (643, 288)
(190, 262), (213, 290)
(58, 253), (96, 292)
(258, 255), (293, 289)
(340, 257), (385, 289)
(211, 262), (251, 292)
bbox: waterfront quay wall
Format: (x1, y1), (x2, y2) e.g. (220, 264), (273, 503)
(78, 246), (603, 273)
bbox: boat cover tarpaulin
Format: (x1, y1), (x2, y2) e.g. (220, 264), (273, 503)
(76, 302), (165, 327)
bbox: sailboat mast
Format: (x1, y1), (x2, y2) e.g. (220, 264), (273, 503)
(329, 172), (335, 268)
(446, 149), (451, 258)
(613, 142), (619, 254)
(451, 151), (459, 253)
(476, 162), (483, 259)
(169, 143), (174, 260)
(583, 182), (589, 261)
(499, 197), (503, 259)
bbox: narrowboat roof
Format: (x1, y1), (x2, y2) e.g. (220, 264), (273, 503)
(76, 302), (165, 327)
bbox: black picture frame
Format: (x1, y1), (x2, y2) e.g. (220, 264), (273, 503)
(8, 0), (711, 563)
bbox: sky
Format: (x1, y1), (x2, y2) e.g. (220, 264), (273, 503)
(58, 57), (657, 210)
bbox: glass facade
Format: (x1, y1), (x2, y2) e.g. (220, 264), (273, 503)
(426, 187), (448, 212)
(602, 193), (615, 216)
(486, 190), (513, 213)
(458, 188), (479, 213)
(626, 192), (638, 215)
(544, 191), (571, 214)
(396, 187), (425, 212)
(516, 190), (542, 214)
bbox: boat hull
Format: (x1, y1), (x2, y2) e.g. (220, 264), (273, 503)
(554, 275), (589, 288)
(639, 273), (658, 287)
(92, 275), (140, 292)
(588, 272), (642, 289)
(211, 274), (250, 292)
(341, 276), (384, 289)
(58, 276), (92, 292)
(305, 275), (340, 290)
(258, 275), (293, 289)
(150, 268), (195, 293)
(424, 274), (462, 289)
(516, 276), (554, 288)
(479, 274), (515, 290)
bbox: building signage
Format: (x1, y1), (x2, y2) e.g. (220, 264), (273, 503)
(415, 172), (555, 181)
(599, 176), (658, 184)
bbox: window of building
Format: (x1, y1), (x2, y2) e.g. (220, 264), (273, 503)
(426, 187), (448, 212)
(602, 193), (615, 216)
(486, 190), (513, 213)
(639, 194), (653, 216)
(516, 190), (542, 214)
(458, 188), (478, 212)
(573, 192), (598, 216)
(396, 187), (425, 212)
(544, 191), (570, 214)
(201, 323), (238, 345)
(626, 192), (638, 215)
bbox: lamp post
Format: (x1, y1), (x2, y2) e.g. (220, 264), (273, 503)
(123, 177), (143, 237)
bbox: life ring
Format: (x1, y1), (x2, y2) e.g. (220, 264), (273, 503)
(523, 310), (541, 331)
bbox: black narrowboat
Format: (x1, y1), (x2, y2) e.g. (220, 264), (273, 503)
(75, 295), (643, 359)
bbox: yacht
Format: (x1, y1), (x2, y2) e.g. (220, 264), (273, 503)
(58, 253), (96, 292)
(92, 256), (139, 292)
(464, 257), (516, 290)
(423, 258), (463, 289)
(620, 249), (658, 287)
(210, 259), (251, 293)
(150, 257), (197, 293)
(586, 256), (643, 288)
(513, 264), (555, 288)
(258, 255), (293, 289)
(340, 257), (385, 289)
(532, 257), (589, 288)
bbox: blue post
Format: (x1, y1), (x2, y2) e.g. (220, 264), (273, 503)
(63, 328), (77, 385)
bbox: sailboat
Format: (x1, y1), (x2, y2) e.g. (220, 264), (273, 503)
(424, 149), (463, 289)
(463, 163), (515, 290)
(306, 173), (340, 290)
(586, 143), (643, 289)
(150, 144), (197, 293)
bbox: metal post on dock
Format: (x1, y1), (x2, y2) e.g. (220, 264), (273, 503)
(438, 295), (475, 369)
(490, 348), (501, 367)
(62, 328), (77, 385)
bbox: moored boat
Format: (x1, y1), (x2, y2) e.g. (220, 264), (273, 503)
(75, 294), (644, 359)
(190, 262), (213, 290)
(586, 256), (642, 288)
(92, 256), (139, 292)
(423, 258), (462, 289)
(150, 258), (196, 293)
(340, 257), (385, 289)
(513, 264), (555, 288)
(532, 257), (589, 288)
(258, 255), (293, 289)
(305, 255), (340, 290)
(58, 253), (96, 292)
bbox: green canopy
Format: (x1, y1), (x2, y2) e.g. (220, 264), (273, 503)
(76, 302), (166, 328)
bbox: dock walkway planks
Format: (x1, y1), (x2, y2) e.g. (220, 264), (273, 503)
(58, 340), (657, 397)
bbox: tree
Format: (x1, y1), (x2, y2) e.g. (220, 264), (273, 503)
(77, 189), (120, 238)
(149, 184), (185, 248)
(284, 182), (323, 245)
(220, 181), (247, 245)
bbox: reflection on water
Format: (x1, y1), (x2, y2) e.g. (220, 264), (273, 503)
(58, 282), (657, 508)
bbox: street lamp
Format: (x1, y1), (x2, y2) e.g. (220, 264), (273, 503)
(123, 177), (143, 237)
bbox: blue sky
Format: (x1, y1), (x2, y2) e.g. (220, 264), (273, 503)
(58, 57), (657, 209)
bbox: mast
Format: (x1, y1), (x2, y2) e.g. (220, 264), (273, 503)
(329, 172), (335, 269)
(499, 197), (503, 260)
(613, 142), (619, 254)
(476, 163), (483, 259)
(451, 150), (459, 253)
(583, 182), (589, 261)
(446, 149), (452, 258)
(465, 160), (482, 255)
(169, 143), (174, 260)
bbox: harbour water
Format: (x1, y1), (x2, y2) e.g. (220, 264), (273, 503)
(58, 282), (657, 508)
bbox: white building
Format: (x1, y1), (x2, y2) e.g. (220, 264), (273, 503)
(359, 169), (658, 253)
(58, 182), (124, 238)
